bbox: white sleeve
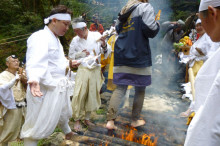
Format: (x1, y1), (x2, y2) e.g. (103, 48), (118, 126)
(26, 32), (50, 83)
(0, 78), (17, 109)
(141, 4), (158, 31)
(69, 38), (86, 60)
(0, 77), (17, 89)
(141, 3), (160, 38)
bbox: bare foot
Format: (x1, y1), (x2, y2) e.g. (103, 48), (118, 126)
(106, 120), (118, 130)
(131, 120), (146, 127)
(74, 120), (82, 131)
(179, 108), (191, 117)
(65, 131), (77, 140)
(84, 120), (95, 126)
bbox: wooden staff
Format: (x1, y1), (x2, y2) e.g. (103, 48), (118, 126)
(195, 47), (205, 56)
(155, 10), (161, 21)
(188, 68), (195, 101)
(84, 130), (144, 146)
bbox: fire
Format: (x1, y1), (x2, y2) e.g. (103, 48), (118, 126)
(121, 127), (158, 146)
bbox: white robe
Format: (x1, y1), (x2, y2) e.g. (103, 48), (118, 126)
(188, 33), (219, 67)
(69, 31), (111, 120)
(184, 47), (220, 146)
(0, 74), (17, 109)
(68, 30), (111, 68)
(179, 34), (219, 65)
(21, 26), (74, 139)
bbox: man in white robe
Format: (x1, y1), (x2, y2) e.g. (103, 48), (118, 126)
(180, 19), (220, 118)
(20, 5), (78, 146)
(69, 18), (111, 131)
(184, 0), (220, 145)
(0, 55), (26, 146)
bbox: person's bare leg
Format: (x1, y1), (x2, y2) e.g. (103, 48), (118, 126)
(84, 111), (95, 126)
(106, 120), (117, 130)
(180, 108), (191, 117)
(122, 89), (130, 108)
(131, 86), (146, 127)
(106, 85), (128, 130)
(74, 120), (82, 131)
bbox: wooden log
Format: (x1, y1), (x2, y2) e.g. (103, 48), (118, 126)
(60, 140), (87, 146)
(84, 131), (144, 146)
(88, 126), (157, 146)
(112, 117), (185, 145)
(69, 134), (110, 146)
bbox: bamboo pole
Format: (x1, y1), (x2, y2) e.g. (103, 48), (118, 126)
(188, 68), (195, 101)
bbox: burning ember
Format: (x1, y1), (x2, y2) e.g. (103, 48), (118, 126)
(121, 126), (158, 145)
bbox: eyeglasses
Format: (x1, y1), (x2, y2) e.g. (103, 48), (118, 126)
(10, 60), (20, 63)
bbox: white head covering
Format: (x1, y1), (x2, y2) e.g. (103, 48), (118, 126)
(44, 13), (71, 24)
(72, 22), (87, 29)
(196, 19), (202, 24)
(199, 0), (220, 12)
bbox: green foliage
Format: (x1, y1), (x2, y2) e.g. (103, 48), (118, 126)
(0, 0), (200, 72)
(8, 141), (24, 146)
(54, 127), (63, 132)
(0, 0), (90, 71)
(36, 127), (62, 146)
(96, 109), (106, 115)
(37, 139), (50, 146)
(170, 0), (200, 21)
(172, 10), (191, 21)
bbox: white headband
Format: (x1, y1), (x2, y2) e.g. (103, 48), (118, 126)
(199, 0), (220, 11)
(44, 13), (71, 24)
(72, 22), (87, 29)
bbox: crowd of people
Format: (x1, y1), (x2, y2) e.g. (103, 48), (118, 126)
(0, 0), (220, 146)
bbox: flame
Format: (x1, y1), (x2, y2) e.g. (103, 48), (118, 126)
(121, 127), (158, 146)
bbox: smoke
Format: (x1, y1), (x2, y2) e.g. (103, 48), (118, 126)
(148, 0), (186, 92)
(87, 0), (188, 144)
(147, 1), (188, 144)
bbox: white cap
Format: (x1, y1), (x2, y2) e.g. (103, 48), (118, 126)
(199, 0), (220, 12)
(196, 19), (201, 24)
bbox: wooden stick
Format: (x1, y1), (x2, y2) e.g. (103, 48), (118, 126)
(155, 10), (161, 21)
(84, 130), (145, 146)
(188, 68), (195, 101)
(69, 134), (116, 146)
(88, 125), (157, 145)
